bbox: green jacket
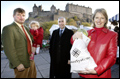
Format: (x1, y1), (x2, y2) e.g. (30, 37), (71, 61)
(2, 22), (34, 69)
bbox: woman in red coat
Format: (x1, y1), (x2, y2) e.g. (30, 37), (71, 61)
(71, 8), (118, 78)
(29, 21), (44, 60)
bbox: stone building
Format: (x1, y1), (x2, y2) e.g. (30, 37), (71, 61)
(27, 3), (92, 23)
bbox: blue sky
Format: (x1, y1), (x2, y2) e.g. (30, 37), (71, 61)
(1, 1), (119, 33)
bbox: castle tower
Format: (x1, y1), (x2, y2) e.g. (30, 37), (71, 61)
(38, 5), (42, 12)
(33, 4), (38, 12)
(33, 4), (38, 17)
(65, 3), (70, 12)
(51, 5), (56, 13)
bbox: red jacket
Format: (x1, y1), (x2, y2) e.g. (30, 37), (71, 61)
(71, 27), (118, 78)
(37, 27), (44, 47)
(30, 29), (39, 44)
(30, 27), (44, 47)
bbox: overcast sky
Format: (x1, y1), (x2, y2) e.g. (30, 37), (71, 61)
(1, 1), (119, 33)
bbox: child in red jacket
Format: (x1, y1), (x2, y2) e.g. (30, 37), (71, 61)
(29, 21), (44, 60)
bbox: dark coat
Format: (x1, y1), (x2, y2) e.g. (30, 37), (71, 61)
(114, 26), (119, 46)
(49, 27), (74, 78)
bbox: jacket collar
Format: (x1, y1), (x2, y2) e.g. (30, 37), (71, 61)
(57, 26), (68, 32)
(12, 22), (27, 40)
(91, 27), (108, 33)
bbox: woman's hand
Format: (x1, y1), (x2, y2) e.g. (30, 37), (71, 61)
(79, 68), (97, 74)
(73, 32), (83, 40)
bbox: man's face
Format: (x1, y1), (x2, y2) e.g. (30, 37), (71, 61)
(58, 18), (66, 29)
(13, 12), (25, 24)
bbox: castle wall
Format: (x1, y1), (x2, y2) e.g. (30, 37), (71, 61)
(38, 15), (53, 22)
(38, 11), (52, 16)
(66, 4), (92, 16)
(53, 10), (83, 20)
(29, 11), (53, 17)
(29, 12), (38, 17)
(86, 8), (92, 15)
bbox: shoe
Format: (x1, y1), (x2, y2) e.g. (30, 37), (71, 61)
(34, 52), (37, 55)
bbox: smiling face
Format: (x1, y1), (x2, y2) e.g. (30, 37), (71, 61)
(58, 18), (66, 29)
(92, 8), (108, 28)
(94, 12), (106, 28)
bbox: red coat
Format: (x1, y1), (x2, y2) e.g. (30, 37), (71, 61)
(37, 27), (44, 47)
(30, 29), (38, 47)
(71, 27), (118, 78)
(30, 27), (44, 47)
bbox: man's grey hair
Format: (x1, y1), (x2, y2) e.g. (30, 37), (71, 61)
(58, 17), (66, 23)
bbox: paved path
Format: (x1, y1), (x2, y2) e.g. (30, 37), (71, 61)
(1, 50), (119, 78)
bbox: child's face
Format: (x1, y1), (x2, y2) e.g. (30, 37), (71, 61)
(31, 24), (38, 30)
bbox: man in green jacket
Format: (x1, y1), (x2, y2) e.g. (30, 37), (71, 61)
(2, 8), (36, 78)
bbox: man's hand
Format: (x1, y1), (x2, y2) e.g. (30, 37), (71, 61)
(17, 64), (25, 71)
(68, 60), (70, 64)
(30, 53), (34, 60)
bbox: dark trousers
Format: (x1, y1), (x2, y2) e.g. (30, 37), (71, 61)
(55, 73), (71, 78)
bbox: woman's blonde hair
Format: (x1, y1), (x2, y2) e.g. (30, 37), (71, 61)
(29, 21), (40, 28)
(92, 8), (108, 28)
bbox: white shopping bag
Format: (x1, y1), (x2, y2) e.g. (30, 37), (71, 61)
(70, 33), (97, 73)
(36, 47), (40, 54)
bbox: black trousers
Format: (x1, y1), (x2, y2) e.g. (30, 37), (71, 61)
(55, 73), (71, 78)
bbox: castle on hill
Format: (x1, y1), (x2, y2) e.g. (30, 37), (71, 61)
(27, 3), (92, 23)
